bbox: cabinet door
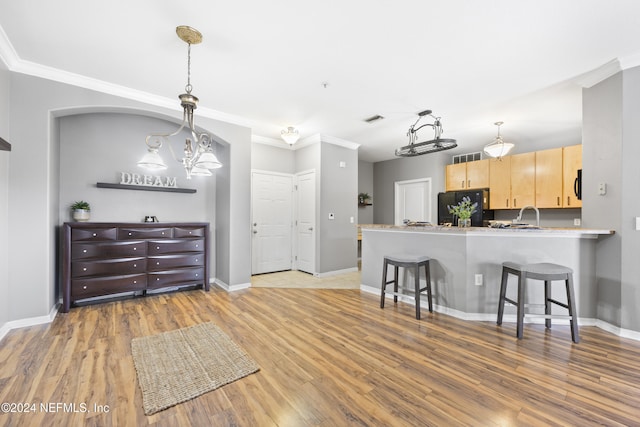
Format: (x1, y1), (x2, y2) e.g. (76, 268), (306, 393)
(563, 144), (582, 208)
(466, 159), (489, 189)
(445, 163), (467, 191)
(510, 152), (535, 209)
(535, 148), (563, 208)
(489, 157), (511, 209)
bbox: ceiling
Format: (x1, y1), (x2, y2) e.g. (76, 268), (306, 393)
(1, 0), (640, 162)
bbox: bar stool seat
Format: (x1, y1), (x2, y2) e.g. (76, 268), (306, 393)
(497, 262), (579, 343)
(380, 254), (432, 319)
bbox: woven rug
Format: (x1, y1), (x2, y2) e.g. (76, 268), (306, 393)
(131, 322), (259, 415)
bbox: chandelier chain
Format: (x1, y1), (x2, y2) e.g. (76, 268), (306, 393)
(185, 43), (192, 94)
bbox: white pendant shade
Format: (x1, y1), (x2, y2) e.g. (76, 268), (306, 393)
(483, 140), (514, 158)
(194, 150), (222, 169)
(138, 148), (167, 170)
(281, 126), (300, 145)
(190, 165), (213, 176)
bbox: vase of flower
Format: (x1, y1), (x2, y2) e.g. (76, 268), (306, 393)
(447, 196), (477, 228)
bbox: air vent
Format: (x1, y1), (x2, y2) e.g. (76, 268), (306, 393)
(364, 114), (385, 123)
(452, 152), (483, 164)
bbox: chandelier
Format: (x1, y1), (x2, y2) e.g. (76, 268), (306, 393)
(395, 110), (457, 157)
(483, 121), (514, 159)
(138, 26), (222, 179)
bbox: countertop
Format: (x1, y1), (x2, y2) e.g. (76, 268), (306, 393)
(359, 224), (614, 236)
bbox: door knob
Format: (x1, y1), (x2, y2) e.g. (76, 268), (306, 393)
(308, 227), (313, 231)
(253, 230), (258, 234)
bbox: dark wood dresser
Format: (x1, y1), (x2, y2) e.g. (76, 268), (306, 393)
(61, 222), (210, 312)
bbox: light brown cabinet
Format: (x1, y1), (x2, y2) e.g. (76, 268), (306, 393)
(535, 147), (563, 208)
(563, 144), (582, 208)
(445, 159), (489, 191)
(489, 153), (535, 209)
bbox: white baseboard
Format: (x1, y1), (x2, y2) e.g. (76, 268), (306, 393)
(315, 267), (358, 278)
(360, 284), (640, 341)
(0, 303), (59, 342)
(212, 278), (251, 292)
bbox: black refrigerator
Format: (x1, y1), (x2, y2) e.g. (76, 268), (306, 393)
(437, 189), (494, 226)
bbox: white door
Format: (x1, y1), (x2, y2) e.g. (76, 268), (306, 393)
(251, 172), (293, 274)
(394, 178), (432, 225)
(296, 171), (316, 274)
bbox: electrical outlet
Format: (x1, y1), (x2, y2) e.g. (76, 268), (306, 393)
(574, 218), (581, 226)
(475, 274), (483, 286)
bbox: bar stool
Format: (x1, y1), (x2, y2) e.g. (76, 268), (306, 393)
(380, 254), (432, 320)
(497, 262), (579, 343)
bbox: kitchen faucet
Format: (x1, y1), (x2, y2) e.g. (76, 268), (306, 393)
(514, 205), (540, 226)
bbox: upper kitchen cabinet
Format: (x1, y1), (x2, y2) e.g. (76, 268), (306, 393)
(488, 157), (511, 209)
(510, 152), (536, 209)
(445, 159), (489, 191)
(563, 144), (582, 208)
(535, 147), (563, 208)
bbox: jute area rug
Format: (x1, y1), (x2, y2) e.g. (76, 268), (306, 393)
(131, 322), (259, 415)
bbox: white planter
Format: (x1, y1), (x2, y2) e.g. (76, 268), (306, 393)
(73, 209), (90, 222)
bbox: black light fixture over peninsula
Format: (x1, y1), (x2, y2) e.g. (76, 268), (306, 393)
(395, 110), (457, 157)
(138, 26), (222, 179)
(483, 121), (514, 159)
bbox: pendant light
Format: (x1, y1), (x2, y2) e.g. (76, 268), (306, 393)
(281, 126), (300, 145)
(138, 26), (222, 179)
(483, 121), (514, 159)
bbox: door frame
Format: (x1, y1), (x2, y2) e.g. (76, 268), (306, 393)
(394, 177), (432, 225)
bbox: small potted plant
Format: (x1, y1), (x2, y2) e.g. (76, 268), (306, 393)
(71, 200), (91, 222)
(448, 196), (477, 227)
(358, 192), (371, 206)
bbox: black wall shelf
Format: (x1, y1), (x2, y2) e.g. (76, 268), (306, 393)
(96, 182), (196, 194)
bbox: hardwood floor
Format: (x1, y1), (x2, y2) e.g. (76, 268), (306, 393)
(1, 286), (640, 426)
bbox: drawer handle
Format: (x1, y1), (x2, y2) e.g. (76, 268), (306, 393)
(189, 231), (192, 234)
(128, 232), (132, 236)
(133, 264), (137, 267)
(157, 246), (160, 250)
(83, 249), (87, 253)
(133, 280), (137, 284)
(92, 233), (97, 237)
(156, 278), (160, 281)
(195, 258), (198, 262)
(162, 232), (165, 235)
(83, 285), (87, 290)
(157, 262), (160, 265)
(134, 247), (137, 251)
(83, 267), (87, 271)
(195, 244), (199, 248)
(195, 274), (199, 277)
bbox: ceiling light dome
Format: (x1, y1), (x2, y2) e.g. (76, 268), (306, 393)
(483, 121), (514, 159)
(281, 127), (300, 145)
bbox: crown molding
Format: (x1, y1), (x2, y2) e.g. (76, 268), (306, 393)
(251, 134), (294, 150)
(618, 51), (640, 71)
(319, 134), (360, 150)
(0, 24), (18, 69)
(575, 59), (622, 88)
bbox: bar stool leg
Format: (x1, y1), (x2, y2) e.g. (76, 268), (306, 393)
(544, 279), (552, 329)
(414, 264), (421, 320)
(566, 275), (580, 343)
(516, 273), (525, 339)
(497, 267), (509, 325)
(424, 262), (433, 312)
(380, 258), (388, 309)
(393, 265), (399, 303)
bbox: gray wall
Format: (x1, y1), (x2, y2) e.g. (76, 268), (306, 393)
(582, 71), (623, 327)
(358, 160), (374, 224)
(319, 142), (358, 273)
(373, 151), (450, 225)
(0, 67), (8, 328)
(251, 142), (295, 174)
(4, 72), (251, 325)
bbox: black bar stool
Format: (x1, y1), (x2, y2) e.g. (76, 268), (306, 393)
(497, 262), (579, 343)
(380, 254), (432, 320)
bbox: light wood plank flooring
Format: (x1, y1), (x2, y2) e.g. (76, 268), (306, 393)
(1, 284), (640, 426)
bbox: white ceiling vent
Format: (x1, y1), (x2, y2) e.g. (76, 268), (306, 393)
(364, 115), (384, 123)
(452, 152), (483, 164)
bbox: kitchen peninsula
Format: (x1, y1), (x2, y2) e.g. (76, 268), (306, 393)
(360, 224), (613, 322)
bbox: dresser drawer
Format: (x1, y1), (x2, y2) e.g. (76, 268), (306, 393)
(71, 227), (117, 242)
(147, 239), (205, 255)
(147, 254), (204, 271)
(118, 227), (173, 240)
(72, 257), (147, 277)
(72, 241), (147, 260)
(71, 274), (147, 299)
(147, 268), (205, 289)
(173, 227), (206, 238)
